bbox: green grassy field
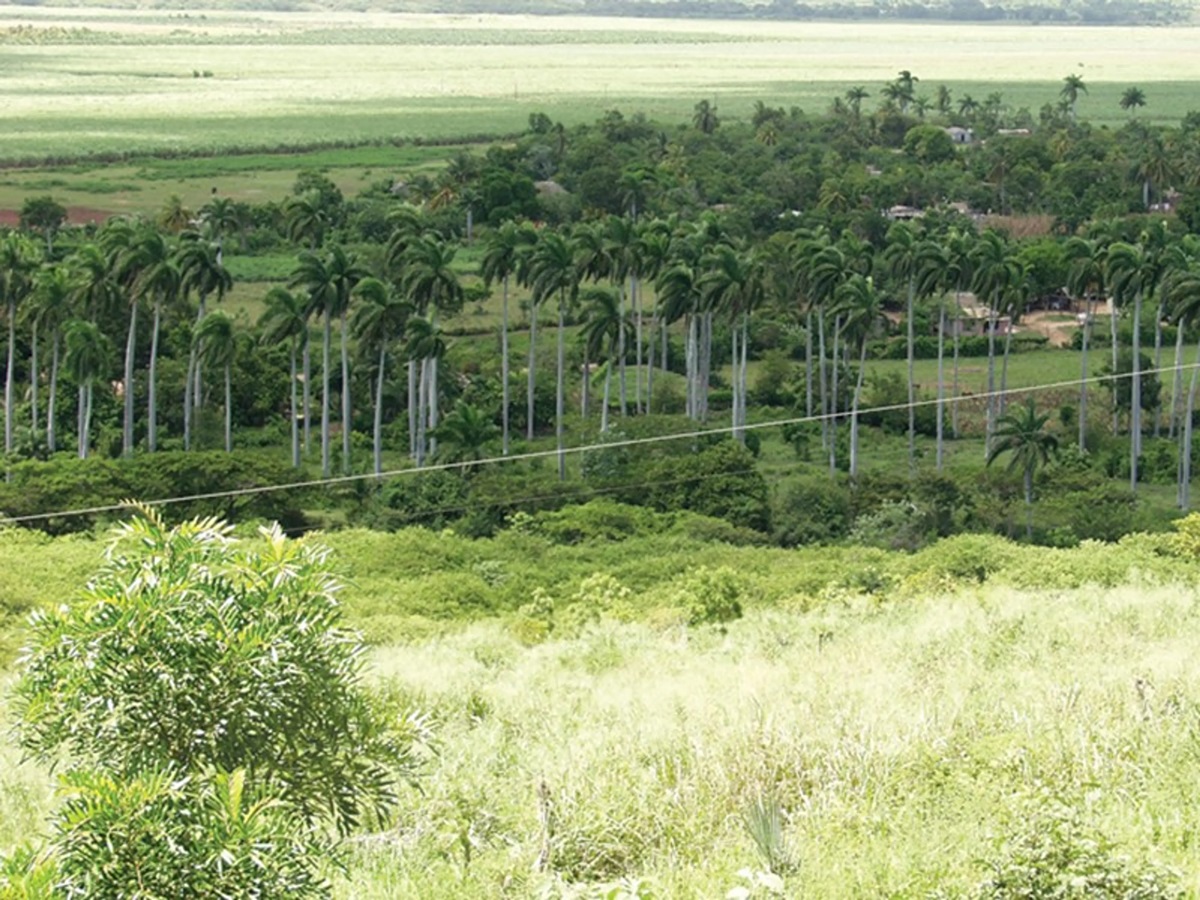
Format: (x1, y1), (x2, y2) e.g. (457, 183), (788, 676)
(0, 9), (1197, 168)
(4, 524), (1200, 896)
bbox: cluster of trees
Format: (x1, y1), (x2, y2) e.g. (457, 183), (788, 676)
(4, 71), (1200, 538)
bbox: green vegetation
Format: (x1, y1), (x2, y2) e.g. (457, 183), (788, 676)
(0, 11), (1198, 164)
(5, 513), (1200, 895)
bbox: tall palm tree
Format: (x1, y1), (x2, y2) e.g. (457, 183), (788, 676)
(402, 234), (463, 464)
(0, 232), (41, 458)
(942, 227), (974, 441)
(1169, 266), (1200, 508)
(702, 243), (764, 445)
(1066, 236), (1107, 451)
(883, 222), (939, 469)
(352, 277), (411, 477)
(692, 99), (719, 134)
(290, 245), (367, 477)
(194, 311), (237, 453)
(282, 195), (327, 250)
(1119, 85), (1147, 117)
(579, 287), (628, 433)
(835, 274), (886, 478)
(29, 263), (73, 453)
(177, 236), (232, 419)
(1106, 237), (1166, 490)
(529, 230), (579, 480)
(63, 319), (110, 460)
(987, 398), (1058, 540)
(481, 221), (535, 455)
(403, 315), (447, 467)
(1060, 73), (1087, 122)
(258, 286), (308, 468)
(845, 86), (869, 118)
(970, 230), (1022, 452)
(634, 220), (672, 411)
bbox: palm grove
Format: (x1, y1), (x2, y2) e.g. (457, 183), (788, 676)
(4, 71), (1200, 544)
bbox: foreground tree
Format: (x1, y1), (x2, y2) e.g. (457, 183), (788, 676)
(987, 398), (1058, 540)
(9, 510), (423, 895)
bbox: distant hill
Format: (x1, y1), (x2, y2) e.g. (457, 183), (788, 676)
(9, 0), (1195, 25)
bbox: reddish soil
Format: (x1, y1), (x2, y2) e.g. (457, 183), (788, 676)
(0, 205), (117, 228)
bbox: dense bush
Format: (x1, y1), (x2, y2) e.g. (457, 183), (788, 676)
(8, 511), (426, 896)
(0, 451), (309, 534)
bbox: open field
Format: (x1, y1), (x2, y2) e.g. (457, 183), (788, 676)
(5, 521), (1200, 895)
(1, 8), (1199, 167)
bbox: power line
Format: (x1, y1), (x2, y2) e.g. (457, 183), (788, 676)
(0, 359), (1193, 527)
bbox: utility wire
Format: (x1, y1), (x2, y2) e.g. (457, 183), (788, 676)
(0, 358), (1193, 527)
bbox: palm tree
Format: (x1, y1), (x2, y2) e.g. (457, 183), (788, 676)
(579, 287), (629, 433)
(63, 319), (110, 460)
(883, 222), (939, 469)
(1169, 265), (1200, 508)
(282, 195), (327, 250)
(987, 398), (1058, 540)
(433, 401), (500, 469)
(402, 234), (463, 464)
(290, 245), (366, 477)
(1120, 85), (1147, 117)
(1106, 238), (1164, 490)
(403, 315), (447, 467)
(702, 243), (763, 445)
(970, 230), (1022, 452)
(258, 286), (308, 468)
(941, 227), (974, 441)
(481, 221), (535, 455)
(197, 196), (245, 262)
(28, 264), (73, 454)
(352, 278), (411, 477)
(835, 274), (886, 477)
(194, 311), (237, 453)
(1060, 73), (1087, 121)
(845, 86), (869, 119)
(0, 232), (41, 458)
(692, 99), (719, 134)
(529, 230), (579, 480)
(1066, 236), (1107, 451)
(177, 236), (232, 429)
(957, 94), (980, 120)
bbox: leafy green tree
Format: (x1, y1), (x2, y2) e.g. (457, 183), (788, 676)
(11, 511), (424, 894)
(18, 194), (67, 253)
(433, 401), (500, 467)
(987, 397), (1059, 540)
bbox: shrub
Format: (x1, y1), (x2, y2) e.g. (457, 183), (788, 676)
(772, 477), (851, 547)
(661, 565), (745, 626)
(643, 440), (770, 532)
(976, 796), (1182, 899)
(10, 510), (426, 895)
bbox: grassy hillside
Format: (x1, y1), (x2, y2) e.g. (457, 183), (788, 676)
(4, 519), (1200, 895)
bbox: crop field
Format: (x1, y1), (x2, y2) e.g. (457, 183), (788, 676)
(1, 8), (1199, 170)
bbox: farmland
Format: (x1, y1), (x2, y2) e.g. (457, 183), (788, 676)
(1, 8), (1199, 169)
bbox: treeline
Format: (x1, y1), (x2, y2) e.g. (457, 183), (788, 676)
(13, 0), (1194, 25)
